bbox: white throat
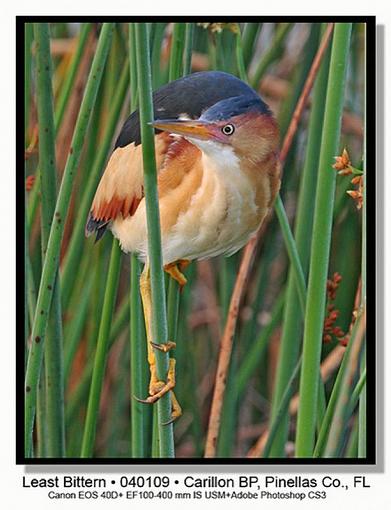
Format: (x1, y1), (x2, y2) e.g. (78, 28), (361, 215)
(187, 138), (239, 171)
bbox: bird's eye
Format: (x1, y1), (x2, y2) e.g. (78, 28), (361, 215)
(221, 124), (235, 136)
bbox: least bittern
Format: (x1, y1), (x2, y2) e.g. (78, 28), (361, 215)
(86, 71), (280, 422)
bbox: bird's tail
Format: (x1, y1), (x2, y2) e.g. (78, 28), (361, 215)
(85, 212), (109, 243)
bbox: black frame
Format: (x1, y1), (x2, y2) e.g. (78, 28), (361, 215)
(16, 15), (377, 465)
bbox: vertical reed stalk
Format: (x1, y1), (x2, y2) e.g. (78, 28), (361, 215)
(128, 22), (150, 458)
(274, 195), (306, 313)
(235, 26), (248, 82)
(130, 255), (149, 457)
(268, 25), (332, 457)
(33, 23), (65, 457)
(135, 22), (174, 457)
(60, 60), (129, 308)
(183, 23), (194, 76)
(251, 23), (293, 88)
(151, 23), (167, 89)
(24, 22), (114, 456)
(27, 24), (93, 235)
(81, 240), (122, 457)
(241, 23), (261, 69)
(63, 277), (93, 382)
(236, 293), (285, 396)
(24, 23), (33, 144)
(169, 23), (186, 81)
(295, 23), (352, 457)
(54, 23), (92, 133)
(358, 339), (367, 458)
(358, 25), (367, 458)
(205, 22), (329, 456)
(166, 21), (195, 447)
(323, 309), (366, 456)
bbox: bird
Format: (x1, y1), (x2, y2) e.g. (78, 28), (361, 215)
(86, 70), (280, 422)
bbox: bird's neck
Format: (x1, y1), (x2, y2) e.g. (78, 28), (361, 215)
(201, 142), (240, 175)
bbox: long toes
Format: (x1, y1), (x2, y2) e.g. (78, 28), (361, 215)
(149, 380), (166, 396)
(162, 408), (182, 426)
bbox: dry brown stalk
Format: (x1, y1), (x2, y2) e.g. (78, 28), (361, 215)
(204, 234), (260, 457)
(279, 23), (334, 163)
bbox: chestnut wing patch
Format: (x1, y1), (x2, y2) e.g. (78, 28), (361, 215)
(85, 133), (170, 240)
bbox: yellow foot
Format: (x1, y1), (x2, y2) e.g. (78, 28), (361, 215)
(162, 392), (182, 426)
(134, 359), (180, 422)
(164, 260), (190, 290)
(150, 341), (176, 353)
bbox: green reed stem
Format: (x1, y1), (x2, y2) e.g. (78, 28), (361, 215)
(158, 18), (194, 452)
(295, 23), (352, 457)
(235, 28), (248, 82)
(241, 23), (261, 69)
(168, 13), (194, 402)
(129, 23), (138, 107)
(358, 27), (367, 457)
(27, 24), (92, 232)
(33, 23), (66, 457)
(151, 23), (167, 89)
(130, 255), (149, 457)
(274, 195), (306, 314)
(323, 310), (365, 457)
(26, 208), (37, 328)
(55, 23), (92, 133)
(25, 148), (34, 348)
(81, 240), (122, 457)
(268, 25), (331, 457)
(313, 352), (355, 456)
(278, 23), (320, 160)
(169, 23), (186, 81)
(236, 292), (285, 396)
(65, 293), (130, 425)
(135, 22), (174, 457)
(358, 345), (366, 457)
(33, 22), (57, 262)
(183, 23), (194, 76)
(24, 22), (114, 457)
(24, 23), (33, 144)
(345, 416), (359, 458)
(251, 23), (293, 89)
(35, 373), (47, 458)
(61, 60), (129, 308)
(87, 242), (109, 357)
(128, 22), (150, 458)
(349, 368), (366, 416)
(44, 277), (65, 457)
(167, 278), (180, 343)
(63, 277), (93, 383)
(263, 357), (301, 458)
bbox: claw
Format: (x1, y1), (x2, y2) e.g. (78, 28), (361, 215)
(162, 416), (176, 426)
(133, 395), (154, 405)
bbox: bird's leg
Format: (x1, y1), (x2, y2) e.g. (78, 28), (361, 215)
(137, 262), (182, 421)
(164, 259), (190, 290)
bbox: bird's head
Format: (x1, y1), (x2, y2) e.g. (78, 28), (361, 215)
(152, 94), (279, 163)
